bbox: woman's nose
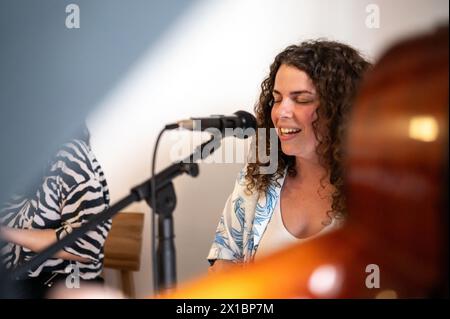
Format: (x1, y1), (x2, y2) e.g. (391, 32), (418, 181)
(277, 99), (294, 118)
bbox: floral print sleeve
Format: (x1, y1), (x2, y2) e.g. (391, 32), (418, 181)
(207, 165), (286, 265)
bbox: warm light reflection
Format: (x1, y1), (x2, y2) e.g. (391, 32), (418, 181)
(375, 289), (398, 299)
(408, 116), (439, 142)
(307, 264), (342, 297)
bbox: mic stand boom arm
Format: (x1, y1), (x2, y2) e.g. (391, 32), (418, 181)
(9, 135), (221, 291)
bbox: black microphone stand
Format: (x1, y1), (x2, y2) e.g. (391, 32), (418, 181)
(146, 135), (221, 292)
(9, 134), (222, 295)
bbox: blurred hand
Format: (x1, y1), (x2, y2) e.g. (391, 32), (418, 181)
(46, 282), (125, 299)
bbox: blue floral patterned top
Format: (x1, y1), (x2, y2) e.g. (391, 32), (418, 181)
(207, 165), (287, 264)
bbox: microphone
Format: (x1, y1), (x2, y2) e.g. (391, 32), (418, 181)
(166, 110), (257, 138)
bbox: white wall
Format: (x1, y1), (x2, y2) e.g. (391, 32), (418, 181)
(86, 0), (448, 298)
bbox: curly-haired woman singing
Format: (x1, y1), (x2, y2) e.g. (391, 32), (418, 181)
(207, 40), (371, 271)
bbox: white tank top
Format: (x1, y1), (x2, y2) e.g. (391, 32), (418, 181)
(254, 199), (339, 261)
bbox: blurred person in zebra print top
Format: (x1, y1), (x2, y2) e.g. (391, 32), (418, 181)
(0, 123), (112, 298)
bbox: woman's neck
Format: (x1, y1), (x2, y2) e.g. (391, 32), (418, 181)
(286, 157), (334, 202)
(293, 156), (328, 183)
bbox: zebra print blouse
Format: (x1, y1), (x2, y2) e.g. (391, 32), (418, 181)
(0, 139), (111, 280)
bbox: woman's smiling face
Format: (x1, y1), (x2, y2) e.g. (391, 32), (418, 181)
(271, 64), (320, 161)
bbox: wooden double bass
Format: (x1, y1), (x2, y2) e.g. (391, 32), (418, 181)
(161, 26), (449, 298)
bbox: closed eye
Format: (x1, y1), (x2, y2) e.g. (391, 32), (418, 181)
(294, 99), (314, 104)
(272, 92), (282, 104)
(273, 98), (282, 104)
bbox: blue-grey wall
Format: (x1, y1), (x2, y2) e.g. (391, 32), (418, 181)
(0, 0), (195, 203)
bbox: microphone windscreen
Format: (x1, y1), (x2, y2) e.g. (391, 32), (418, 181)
(234, 110), (257, 130)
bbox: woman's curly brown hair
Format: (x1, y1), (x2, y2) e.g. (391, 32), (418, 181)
(245, 40), (371, 221)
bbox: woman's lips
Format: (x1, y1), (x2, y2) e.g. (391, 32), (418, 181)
(277, 128), (301, 141)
